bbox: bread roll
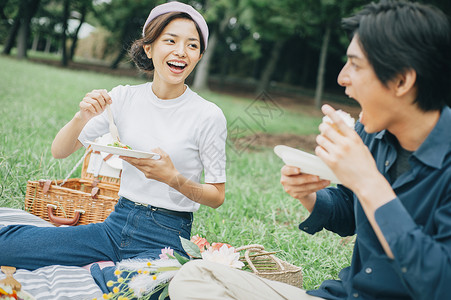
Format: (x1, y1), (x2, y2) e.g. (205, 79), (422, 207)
(322, 110), (355, 134)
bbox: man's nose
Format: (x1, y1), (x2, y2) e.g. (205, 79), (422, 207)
(337, 64), (350, 87)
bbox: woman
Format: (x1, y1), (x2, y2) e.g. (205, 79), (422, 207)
(0, 1), (226, 292)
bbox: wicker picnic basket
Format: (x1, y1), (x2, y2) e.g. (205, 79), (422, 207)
(24, 148), (121, 226)
(237, 244), (303, 288)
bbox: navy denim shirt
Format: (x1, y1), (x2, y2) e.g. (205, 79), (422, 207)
(302, 107), (451, 300)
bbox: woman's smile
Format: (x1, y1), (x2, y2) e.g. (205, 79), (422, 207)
(167, 60), (188, 74)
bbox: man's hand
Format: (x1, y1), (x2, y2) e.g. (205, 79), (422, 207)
(280, 165), (330, 212)
(315, 104), (378, 193)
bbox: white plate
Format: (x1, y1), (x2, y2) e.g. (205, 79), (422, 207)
(274, 145), (341, 184)
(100, 150), (123, 170)
(86, 141), (161, 159)
(95, 133), (122, 170)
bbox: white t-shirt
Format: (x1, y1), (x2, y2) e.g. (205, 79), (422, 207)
(79, 82), (227, 212)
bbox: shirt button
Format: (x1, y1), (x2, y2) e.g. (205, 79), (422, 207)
(365, 267), (372, 274)
(353, 292), (359, 298)
(401, 267), (407, 273)
(385, 160), (390, 167)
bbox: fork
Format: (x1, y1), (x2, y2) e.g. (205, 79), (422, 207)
(0, 266), (21, 291)
(106, 104), (121, 143)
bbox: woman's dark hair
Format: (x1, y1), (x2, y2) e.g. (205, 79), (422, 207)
(342, 0), (451, 111)
(129, 12), (205, 72)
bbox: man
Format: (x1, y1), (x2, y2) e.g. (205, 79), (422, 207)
(168, 0), (451, 299)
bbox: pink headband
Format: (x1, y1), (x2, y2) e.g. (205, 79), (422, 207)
(142, 1), (209, 50)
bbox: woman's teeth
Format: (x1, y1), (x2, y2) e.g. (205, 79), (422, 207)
(168, 61), (186, 69)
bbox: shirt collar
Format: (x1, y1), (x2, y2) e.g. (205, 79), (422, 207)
(414, 106), (451, 169)
(147, 82), (191, 108)
(373, 107), (450, 169)
(375, 130), (387, 140)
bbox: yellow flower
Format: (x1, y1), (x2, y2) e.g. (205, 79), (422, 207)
(152, 275), (157, 280)
(138, 269), (143, 274)
(106, 280), (114, 287)
(147, 262), (152, 267)
(143, 270), (149, 274)
(118, 277), (124, 283)
(113, 286), (120, 294)
(114, 269), (122, 276)
(102, 294), (110, 299)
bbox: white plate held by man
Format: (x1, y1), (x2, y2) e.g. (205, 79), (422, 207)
(274, 145), (341, 184)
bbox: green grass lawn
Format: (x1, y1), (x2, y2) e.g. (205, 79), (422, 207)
(0, 55), (354, 290)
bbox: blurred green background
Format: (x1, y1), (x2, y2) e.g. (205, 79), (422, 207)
(2, 0), (449, 108)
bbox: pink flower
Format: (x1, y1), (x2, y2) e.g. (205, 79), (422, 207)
(210, 242), (233, 252)
(159, 247), (174, 260)
(190, 235), (210, 252)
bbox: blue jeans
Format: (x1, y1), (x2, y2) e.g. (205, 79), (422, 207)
(0, 197), (193, 295)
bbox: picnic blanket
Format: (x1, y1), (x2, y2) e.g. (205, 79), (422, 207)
(0, 208), (103, 300)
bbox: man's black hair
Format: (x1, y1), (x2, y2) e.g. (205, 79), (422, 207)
(342, 0), (451, 111)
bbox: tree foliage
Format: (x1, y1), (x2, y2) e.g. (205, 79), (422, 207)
(1, 0), (449, 103)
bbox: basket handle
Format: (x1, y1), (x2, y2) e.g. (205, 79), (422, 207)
(236, 244), (265, 252)
(47, 204), (85, 226)
(91, 178), (100, 198)
(236, 244), (285, 273)
(39, 180), (52, 193)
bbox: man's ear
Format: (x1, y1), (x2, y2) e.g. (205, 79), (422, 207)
(395, 69), (416, 97)
(143, 45), (152, 59)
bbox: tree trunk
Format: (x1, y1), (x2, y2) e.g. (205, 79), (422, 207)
(16, 21), (28, 59)
(192, 30), (218, 91)
(16, 0), (41, 59)
(110, 21), (136, 69)
(110, 47), (128, 69)
(255, 39), (285, 95)
(32, 33), (39, 51)
(314, 25), (331, 110)
(69, 3), (88, 61)
(192, 11), (231, 91)
(61, 0), (70, 66)
(44, 36), (52, 53)
(2, 13), (21, 55)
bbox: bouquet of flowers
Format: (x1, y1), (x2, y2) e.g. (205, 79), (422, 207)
(98, 235), (244, 300)
(0, 284), (35, 300)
